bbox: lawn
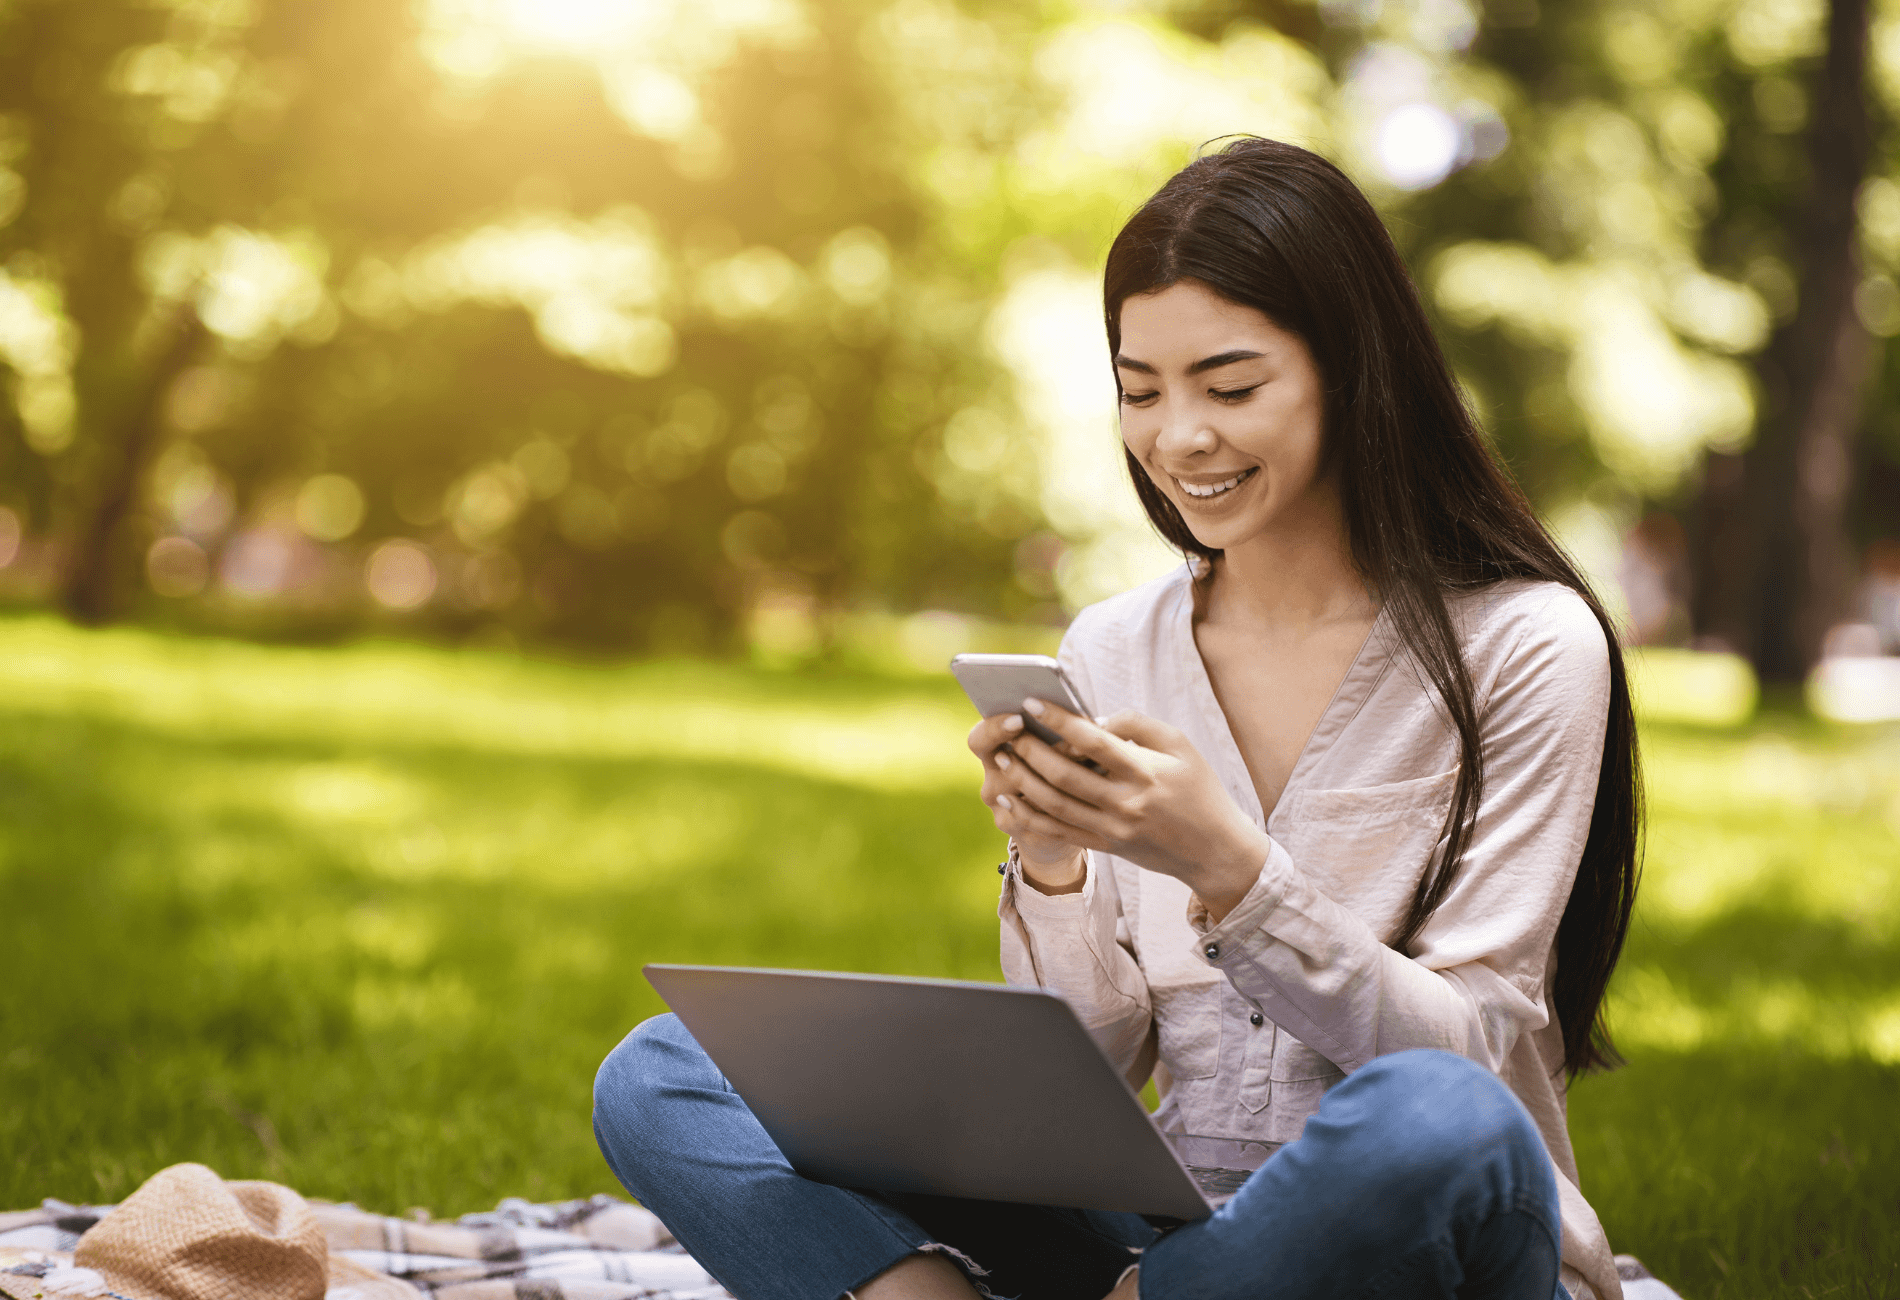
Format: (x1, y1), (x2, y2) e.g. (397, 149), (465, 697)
(1, 616), (1896, 1298)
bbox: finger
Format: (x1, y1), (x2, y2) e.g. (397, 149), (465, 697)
(967, 713), (1017, 752)
(967, 712), (1028, 762)
(1099, 709), (1189, 754)
(1021, 699), (1146, 781)
(1008, 749), (1122, 839)
(1009, 730), (1119, 805)
(991, 793), (1112, 854)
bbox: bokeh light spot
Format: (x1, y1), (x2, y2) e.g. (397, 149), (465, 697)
(147, 536), (209, 598)
(169, 465), (236, 538)
(513, 439), (571, 500)
(450, 463), (530, 545)
(1375, 103), (1461, 190)
(699, 246), (806, 322)
(1855, 274), (1900, 337)
(943, 407), (1010, 473)
(0, 267), (79, 456)
(367, 540), (438, 610)
(727, 443), (789, 501)
(496, 0), (642, 52)
(821, 227), (892, 306)
(221, 529), (298, 598)
(295, 473), (367, 542)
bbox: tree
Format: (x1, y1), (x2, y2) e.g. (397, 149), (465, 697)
(1699, 0), (1878, 680)
(0, 0), (1038, 651)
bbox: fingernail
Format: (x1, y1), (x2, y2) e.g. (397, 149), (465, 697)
(1021, 698), (1045, 715)
(1002, 714), (1024, 732)
(995, 753), (1012, 770)
(996, 795), (1013, 810)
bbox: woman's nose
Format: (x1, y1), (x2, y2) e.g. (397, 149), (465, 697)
(1153, 403), (1218, 458)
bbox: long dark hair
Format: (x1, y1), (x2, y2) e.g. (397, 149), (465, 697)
(1104, 138), (1641, 1078)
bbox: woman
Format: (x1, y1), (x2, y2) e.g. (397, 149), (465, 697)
(594, 137), (1640, 1300)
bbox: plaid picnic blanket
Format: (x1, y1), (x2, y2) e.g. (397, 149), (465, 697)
(0, 1193), (734, 1300)
(1, 1190), (1686, 1300)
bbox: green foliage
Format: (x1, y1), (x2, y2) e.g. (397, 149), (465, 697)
(2, 617), (1898, 1295)
(3, 0), (1894, 649)
(0, 0), (1033, 646)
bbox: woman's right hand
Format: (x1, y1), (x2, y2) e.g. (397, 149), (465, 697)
(967, 712), (1089, 893)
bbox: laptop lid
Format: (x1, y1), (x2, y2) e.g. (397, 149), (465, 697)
(643, 965), (1212, 1220)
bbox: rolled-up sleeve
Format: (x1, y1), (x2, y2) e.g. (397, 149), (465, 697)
(996, 611), (1157, 1085)
(999, 855), (1155, 1083)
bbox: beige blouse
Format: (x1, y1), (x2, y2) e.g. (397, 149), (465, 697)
(998, 565), (1621, 1300)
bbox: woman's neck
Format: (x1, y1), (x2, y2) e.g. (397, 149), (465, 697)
(1200, 489), (1374, 634)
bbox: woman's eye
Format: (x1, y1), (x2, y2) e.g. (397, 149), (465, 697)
(1211, 385), (1259, 403)
(1119, 391), (1159, 407)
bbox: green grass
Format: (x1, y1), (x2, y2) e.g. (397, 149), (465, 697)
(2, 617), (1897, 1297)
(1572, 712), (1900, 1298)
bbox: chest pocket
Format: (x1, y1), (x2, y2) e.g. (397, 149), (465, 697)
(1270, 1034), (1340, 1083)
(1260, 1032), (1347, 1142)
(1279, 768), (1456, 823)
(1239, 1018), (1347, 1115)
(1274, 770), (1457, 932)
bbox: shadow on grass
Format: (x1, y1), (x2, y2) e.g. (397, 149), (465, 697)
(1625, 895), (1900, 1001)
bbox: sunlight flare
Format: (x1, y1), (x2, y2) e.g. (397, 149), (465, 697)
(495, 0), (648, 51)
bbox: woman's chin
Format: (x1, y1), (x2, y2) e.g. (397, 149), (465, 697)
(1177, 510), (1259, 554)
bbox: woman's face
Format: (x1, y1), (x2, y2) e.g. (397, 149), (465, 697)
(1115, 279), (1332, 554)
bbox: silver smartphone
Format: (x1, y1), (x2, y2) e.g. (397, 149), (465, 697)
(949, 653), (1094, 748)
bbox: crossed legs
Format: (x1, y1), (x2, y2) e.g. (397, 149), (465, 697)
(592, 1015), (1561, 1300)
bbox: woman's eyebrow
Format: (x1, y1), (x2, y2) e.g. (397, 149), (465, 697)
(1112, 349), (1266, 375)
(1187, 349), (1265, 374)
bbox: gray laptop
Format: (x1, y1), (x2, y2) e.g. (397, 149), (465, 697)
(644, 965), (1280, 1220)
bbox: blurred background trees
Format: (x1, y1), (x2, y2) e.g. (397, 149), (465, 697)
(2, 0), (1897, 678)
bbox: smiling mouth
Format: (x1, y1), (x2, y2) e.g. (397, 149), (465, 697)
(1176, 468), (1258, 499)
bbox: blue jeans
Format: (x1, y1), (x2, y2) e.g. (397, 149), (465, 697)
(594, 1014), (1562, 1300)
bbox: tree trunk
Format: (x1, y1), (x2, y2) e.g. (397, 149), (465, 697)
(59, 306), (208, 625)
(1688, 450), (1750, 649)
(1724, 0), (1876, 682)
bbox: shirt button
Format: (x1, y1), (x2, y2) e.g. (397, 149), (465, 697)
(1204, 943), (1220, 961)
(1249, 1012), (1264, 1027)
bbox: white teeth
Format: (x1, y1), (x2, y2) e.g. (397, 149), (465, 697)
(1180, 470), (1251, 498)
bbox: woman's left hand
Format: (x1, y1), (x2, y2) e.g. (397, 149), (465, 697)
(989, 699), (1271, 919)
